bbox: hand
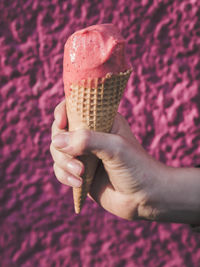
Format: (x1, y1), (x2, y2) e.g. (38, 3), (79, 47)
(50, 100), (165, 221)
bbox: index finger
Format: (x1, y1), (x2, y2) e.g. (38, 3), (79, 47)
(54, 99), (67, 129)
(51, 120), (67, 139)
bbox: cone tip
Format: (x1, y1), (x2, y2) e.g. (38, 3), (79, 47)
(74, 205), (81, 214)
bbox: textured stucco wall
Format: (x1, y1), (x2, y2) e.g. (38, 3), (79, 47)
(1, 0), (200, 266)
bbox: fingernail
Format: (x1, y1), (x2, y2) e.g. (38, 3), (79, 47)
(68, 176), (82, 187)
(67, 161), (82, 176)
(52, 133), (69, 148)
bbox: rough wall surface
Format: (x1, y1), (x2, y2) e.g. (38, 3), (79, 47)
(1, 0), (200, 266)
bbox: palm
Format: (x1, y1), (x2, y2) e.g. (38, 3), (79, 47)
(89, 114), (147, 220)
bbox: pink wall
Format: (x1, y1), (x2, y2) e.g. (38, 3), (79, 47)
(1, 0), (200, 266)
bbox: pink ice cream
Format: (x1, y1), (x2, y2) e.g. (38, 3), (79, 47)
(63, 24), (131, 95)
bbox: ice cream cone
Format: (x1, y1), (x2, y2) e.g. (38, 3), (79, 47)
(66, 69), (132, 213)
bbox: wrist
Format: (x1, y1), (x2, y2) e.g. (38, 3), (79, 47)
(163, 166), (200, 224)
(137, 158), (169, 222)
(138, 162), (200, 224)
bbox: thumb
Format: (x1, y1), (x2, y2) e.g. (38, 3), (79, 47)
(52, 129), (126, 162)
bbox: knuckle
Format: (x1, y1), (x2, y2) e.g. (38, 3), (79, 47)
(50, 143), (55, 156)
(76, 129), (92, 154)
(54, 104), (59, 119)
(51, 121), (57, 138)
(113, 135), (126, 156)
(53, 163), (67, 185)
(50, 142), (61, 159)
(114, 134), (123, 147)
(53, 163), (58, 177)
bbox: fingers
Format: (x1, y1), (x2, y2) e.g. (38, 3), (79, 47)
(53, 163), (82, 187)
(51, 100), (85, 189)
(50, 143), (84, 176)
(52, 129), (126, 161)
(51, 120), (67, 139)
(50, 143), (84, 187)
(54, 99), (67, 129)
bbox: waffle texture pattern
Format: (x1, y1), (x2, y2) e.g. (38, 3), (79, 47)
(67, 69), (132, 213)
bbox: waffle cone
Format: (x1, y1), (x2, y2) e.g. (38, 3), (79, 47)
(66, 69), (132, 213)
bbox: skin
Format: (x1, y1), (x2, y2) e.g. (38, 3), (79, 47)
(50, 100), (200, 224)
